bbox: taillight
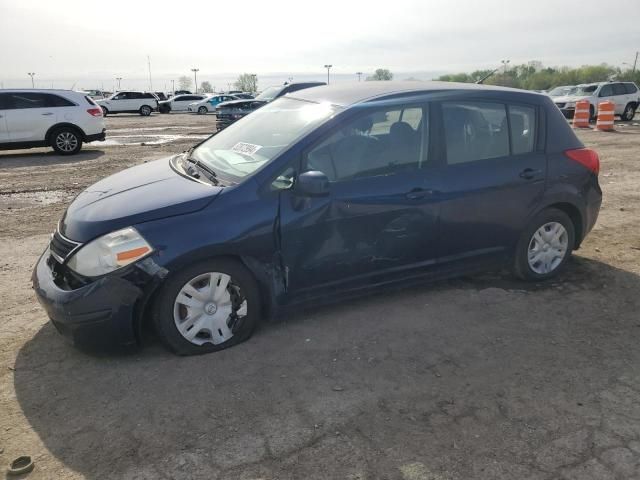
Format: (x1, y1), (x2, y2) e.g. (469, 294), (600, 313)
(564, 148), (599, 175)
(87, 108), (103, 117)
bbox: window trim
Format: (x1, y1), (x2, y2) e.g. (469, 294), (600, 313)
(299, 101), (431, 184)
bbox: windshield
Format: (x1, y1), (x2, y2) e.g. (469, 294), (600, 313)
(192, 97), (337, 181)
(571, 85), (598, 96)
(255, 86), (284, 102)
(548, 86), (575, 97)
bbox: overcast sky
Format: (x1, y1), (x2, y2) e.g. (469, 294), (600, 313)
(1, 0), (639, 90)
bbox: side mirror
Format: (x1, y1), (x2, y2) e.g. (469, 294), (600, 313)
(295, 171), (329, 197)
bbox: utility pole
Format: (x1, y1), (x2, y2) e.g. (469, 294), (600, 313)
(633, 51), (638, 74)
(191, 68), (199, 93)
(27, 72), (35, 88)
(324, 64), (332, 84)
(356, 71), (363, 81)
(115, 77), (122, 90)
(147, 55), (153, 91)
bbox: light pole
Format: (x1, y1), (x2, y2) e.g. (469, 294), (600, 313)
(171, 79), (175, 94)
(115, 77), (122, 90)
(501, 59), (510, 76)
(251, 74), (258, 93)
(191, 68), (199, 93)
(324, 64), (332, 84)
(27, 72), (35, 88)
(356, 71), (363, 82)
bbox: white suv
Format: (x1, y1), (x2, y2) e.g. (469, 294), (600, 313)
(96, 91), (159, 116)
(553, 81), (640, 121)
(0, 89), (106, 155)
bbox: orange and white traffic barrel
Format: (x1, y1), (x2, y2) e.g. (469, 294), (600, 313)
(596, 101), (615, 131)
(572, 100), (591, 128)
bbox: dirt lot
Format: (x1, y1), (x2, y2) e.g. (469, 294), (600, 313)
(1, 113), (640, 480)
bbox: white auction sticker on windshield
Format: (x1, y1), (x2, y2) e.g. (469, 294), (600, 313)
(231, 142), (261, 155)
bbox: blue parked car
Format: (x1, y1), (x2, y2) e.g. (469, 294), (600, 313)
(33, 82), (602, 355)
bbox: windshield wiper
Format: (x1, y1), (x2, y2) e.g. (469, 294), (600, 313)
(183, 149), (220, 185)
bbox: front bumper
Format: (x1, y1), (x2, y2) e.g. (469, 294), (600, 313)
(85, 129), (106, 143)
(32, 249), (161, 350)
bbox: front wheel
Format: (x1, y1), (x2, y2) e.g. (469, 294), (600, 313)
(513, 208), (575, 281)
(101, 106), (108, 116)
(51, 127), (83, 155)
(621, 103), (636, 122)
(153, 259), (261, 355)
(140, 105), (152, 116)
(198, 106), (208, 114)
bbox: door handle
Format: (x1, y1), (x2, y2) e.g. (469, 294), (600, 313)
(41, 112), (54, 116)
(519, 168), (542, 180)
(405, 188), (435, 200)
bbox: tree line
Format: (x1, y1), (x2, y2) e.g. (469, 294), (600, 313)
(435, 62), (640, 90)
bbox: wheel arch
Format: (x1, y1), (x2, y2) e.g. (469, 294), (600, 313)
(45, 123), (87, 144)
(542, 201), (584, 249)
(133, 252), (279, 344)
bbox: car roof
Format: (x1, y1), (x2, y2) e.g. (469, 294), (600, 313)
(0, 88), (83, 94)
(287, 81), (542, 107)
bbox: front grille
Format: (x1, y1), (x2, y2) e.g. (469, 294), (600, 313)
(50, 230), (81, 263)
(555, 103), (566, 109)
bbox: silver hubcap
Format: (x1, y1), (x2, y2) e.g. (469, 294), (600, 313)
(173, 272), (247, 346)
(55, 132), (78, 152)
(528, 222), (568, 275)
(625, 106), (634, 119)
(142, 106), (150, 115)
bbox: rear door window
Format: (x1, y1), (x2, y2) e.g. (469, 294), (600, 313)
(612, 83), (627, 96)
(509, 105), (536, 155)
(442, 101), (509, 164)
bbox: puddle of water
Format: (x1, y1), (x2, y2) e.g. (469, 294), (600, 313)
(108, 126), (206, 133)
(0, 190), (73, 210)
(102, 134), (208, 146)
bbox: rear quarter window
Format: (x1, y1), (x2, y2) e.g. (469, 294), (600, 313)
(46, 94), (75, 107)
(624, 83), (638, 94)
(509, 105), (536, 155)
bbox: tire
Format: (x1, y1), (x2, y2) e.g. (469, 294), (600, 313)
(589, 105), (596, 122)
(50, 127), (83, 155)
(101, 106), (108, 116)
(621, 103), (636, 122)
(140, 105), (152, 116)
(153, 258), (262, 355)
(513, 208), (575, 281)
(198, 106), (208, 115)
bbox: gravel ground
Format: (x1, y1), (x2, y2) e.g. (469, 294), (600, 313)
(0, 113), (639, 479)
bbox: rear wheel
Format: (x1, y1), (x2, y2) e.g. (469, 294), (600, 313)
(513, 208), (575, 281)
(621, 103), (636, 122)
(153, 258), (261, 355)
(50, 127), (83, 155)
(198, 106), (208, 114)
(140, 105), (152, 116)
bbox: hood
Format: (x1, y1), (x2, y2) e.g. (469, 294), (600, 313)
(61, 156), (222, 242)
(216, 99), (267, 109)
(554, 94), (590, 103)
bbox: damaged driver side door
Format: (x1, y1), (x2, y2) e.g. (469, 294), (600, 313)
(278, 102), (442, 297)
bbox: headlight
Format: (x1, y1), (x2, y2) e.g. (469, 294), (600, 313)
(66, 227), (153, 277)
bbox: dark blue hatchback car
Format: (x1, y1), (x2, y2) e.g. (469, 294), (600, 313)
(33, 82), (602, 355)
